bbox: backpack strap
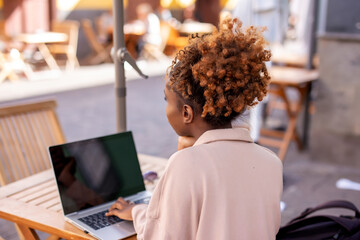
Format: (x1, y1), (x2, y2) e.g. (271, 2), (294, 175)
(289, 200), (360, 224)
(281, 215), (360, 233)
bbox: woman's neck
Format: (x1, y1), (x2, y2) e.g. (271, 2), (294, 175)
(190, 121), (232, 141)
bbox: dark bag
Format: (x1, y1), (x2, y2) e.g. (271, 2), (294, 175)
(276, 200), (360, 240)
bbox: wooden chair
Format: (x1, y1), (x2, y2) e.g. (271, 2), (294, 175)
(140, 21), (173, 61)
(160, 21), (188, 56)
(0, 20), (6, 41)
(0, 19), (11, 42)
(0, 52), (18, 83)
(0, 49), (33, 84)
(48, 20), (80, 71)
(81, 18), (112, 65)
(257, 43), (319, 162)
(258, 67), (318, 162)
(0, 99), (65, 240)
(0, 99), (65, 186)
(271, 43), (319, 69)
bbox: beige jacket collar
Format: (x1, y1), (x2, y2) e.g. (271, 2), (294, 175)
(194, 127), (253, 146)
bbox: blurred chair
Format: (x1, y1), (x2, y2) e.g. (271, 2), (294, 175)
(0, 20), (6, 41)
(0, 99), (65, 186)
(159, 21), (172, 54)
(0, 19), (11, 43)
(258, 43), (318, 162)
(271, 43), (319, 69)
(0, 20), (4, 33)
(95, 13), (113, 45)
(0, 49), (33, 83)
(48, 20), (80, 71)
(139, 21), (173, 61)
(0, 51), (18, 83)
(160, 21), (188, 56)
(81, 18), (112, 65)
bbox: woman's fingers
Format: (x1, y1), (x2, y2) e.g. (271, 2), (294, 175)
(105, 209), (127, 219)
(108, 202), (122, 211)
(117, 197), (128, 204)
(105, 208), (119, 216)
(108, 197), (128, 211)
(105, 203), (135, 221)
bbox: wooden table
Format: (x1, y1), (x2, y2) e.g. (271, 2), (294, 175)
(0, 154), (167, 240)
(106, 24), (144, 59)
(179, 22), (215, 35)
(271, 43), (319, 68)
(259, 66), (319, 162)
(15, 32), (68, 71)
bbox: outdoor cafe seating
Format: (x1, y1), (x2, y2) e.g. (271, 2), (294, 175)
(160, 21), (189, 57)
(0, 21), (33, 83)
(0, 99), (65, 239)
(0, 99), (168, 239)
(0, 49), (33, 84)
(259, 46), (319, 162)
(15, 31), (69, 72)
(82, 18), (113, 65)
(0, 99), (65, 186)
(48, 20), (80, 71)
(0, 19), (81, 84)
(84, 15), (193, 63)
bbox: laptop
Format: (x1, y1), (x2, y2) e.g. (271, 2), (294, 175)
(48, 131), (152, 240)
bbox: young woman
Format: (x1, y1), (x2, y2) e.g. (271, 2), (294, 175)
(106, 18), (283, 239)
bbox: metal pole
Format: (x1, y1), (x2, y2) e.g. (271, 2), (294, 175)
(112, 0), (126, 132)
(303, 0), (319, 148)
(306, 0), (319, 70)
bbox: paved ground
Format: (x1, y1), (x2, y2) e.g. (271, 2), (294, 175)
(1, 63), (359, 239)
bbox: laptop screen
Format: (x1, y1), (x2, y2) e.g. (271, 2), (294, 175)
(49, 131), (145, 215)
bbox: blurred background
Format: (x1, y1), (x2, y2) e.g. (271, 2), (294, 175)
(0, 0), (360, 239)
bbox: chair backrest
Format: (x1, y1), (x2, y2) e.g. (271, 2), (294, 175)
(0, 100), (66, 186)
(160, 21), (172, 53)
(159, 21), (188, 55)
(271, 43), (319, 69)
(0, 20), (11, 43)
(0, 20), (5, 37)
(51, 20), (80, 53)
(81, 18), (106, 54)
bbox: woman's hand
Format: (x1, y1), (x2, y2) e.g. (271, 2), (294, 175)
(105, 197), (136, 221)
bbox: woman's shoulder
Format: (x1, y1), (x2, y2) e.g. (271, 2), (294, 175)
(167, 145), (208, 170)
(168, 146), (199, 164)
(159, 147), (207, 187)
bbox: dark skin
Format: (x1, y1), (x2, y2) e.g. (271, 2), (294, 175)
(105, 77), (231, 221)
(177, 135), (196, 150)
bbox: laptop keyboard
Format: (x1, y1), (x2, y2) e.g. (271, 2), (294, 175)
(79, 210), (123, 230)
(78, 196), (151, 230)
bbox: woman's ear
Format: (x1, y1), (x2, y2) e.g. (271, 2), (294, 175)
(182, 104), (194, 124)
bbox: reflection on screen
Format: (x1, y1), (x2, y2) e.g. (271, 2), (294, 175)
(49, 132), (145, 215)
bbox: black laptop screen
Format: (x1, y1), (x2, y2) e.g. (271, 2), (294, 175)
(49, 131), (145, 215)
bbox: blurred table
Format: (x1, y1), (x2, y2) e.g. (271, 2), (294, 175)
(271, 43), (319, 68)
(259, 66), (319, 162)
(0, 153), (167, 240)
(15, 32), (68, 71)
(106, 23), (145, 59)
(179, 22), (215, 35)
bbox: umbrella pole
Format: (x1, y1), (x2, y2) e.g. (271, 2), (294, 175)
(112, 0), (126, 132)
(112, 0), (148, 133)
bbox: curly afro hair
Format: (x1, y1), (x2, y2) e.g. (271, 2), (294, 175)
(167, 17), (271, 127)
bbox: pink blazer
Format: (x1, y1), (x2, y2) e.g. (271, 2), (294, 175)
(132, 127), (283, 240)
